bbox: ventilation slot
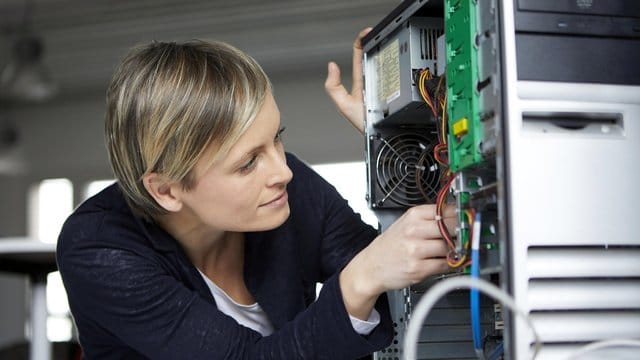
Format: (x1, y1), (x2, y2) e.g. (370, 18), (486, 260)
(421, 28), (444, 61)
(523, 246), (640, 356)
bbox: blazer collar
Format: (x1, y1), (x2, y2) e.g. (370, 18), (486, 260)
(135, 215), (182, 253)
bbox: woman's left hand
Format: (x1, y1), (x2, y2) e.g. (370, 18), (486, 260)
(325, 27), (372, 134)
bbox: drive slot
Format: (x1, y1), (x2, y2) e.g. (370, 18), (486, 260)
(522, 111), (624, 136)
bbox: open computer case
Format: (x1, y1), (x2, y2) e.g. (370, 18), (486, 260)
(361, 0), (640, 358)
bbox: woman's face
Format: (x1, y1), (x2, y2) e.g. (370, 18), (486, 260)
(173, 90), (293, 233)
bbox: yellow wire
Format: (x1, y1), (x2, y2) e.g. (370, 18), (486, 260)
(465, 209), (473, 224)
(446, 209), (475, 269)
(448, 255), (467, 268)
(441, 92), (448, 144)
(419, 70), (437, 116)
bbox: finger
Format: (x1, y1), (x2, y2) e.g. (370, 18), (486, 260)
(325, 62), (350, 107)
(403, 204), (438, 221)
(354, 27), (373, 49)
(405, 203), (458, 222)
(405, 238), (449, 259)
(400, 218), (445, 240)
(351, 27), (372, 97)
(443, 217), (457, 235)
(325, 61), (344, 91)
(442, 204), (457, 218)
(416, 258), (450, 280)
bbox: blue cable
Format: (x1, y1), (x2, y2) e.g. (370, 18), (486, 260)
(470, 212), (482, 355)
(488, 342), (504, 360)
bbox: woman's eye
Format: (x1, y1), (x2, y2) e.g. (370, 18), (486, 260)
(275, 126), (286, 143)
(239, 156), (258, 173)
(238, 128), (285, 174)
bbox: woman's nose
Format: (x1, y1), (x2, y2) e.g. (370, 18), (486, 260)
(267, 149), (293, 187)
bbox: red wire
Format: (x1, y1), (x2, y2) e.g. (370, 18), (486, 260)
(433, 143), (448, 165)
(436, 175), (456, 250)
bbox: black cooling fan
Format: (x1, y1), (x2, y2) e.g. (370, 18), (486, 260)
(368, 130), (440, 209)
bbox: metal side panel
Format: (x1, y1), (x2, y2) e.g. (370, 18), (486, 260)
(527, 279), (640, 310)
(508, 93), (640, 248)
(505, 84), (640, 358)
(530, 311), (640, 343)
(534, 343), (640, 360)
(526, 247), (640, 278)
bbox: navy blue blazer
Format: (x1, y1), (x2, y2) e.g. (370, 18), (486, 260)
(57, 153), (393, 359)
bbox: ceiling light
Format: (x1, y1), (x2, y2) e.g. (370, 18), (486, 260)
(0, 35), (58, 102)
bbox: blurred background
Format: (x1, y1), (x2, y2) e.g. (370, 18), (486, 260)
(0, 0), (398, 357)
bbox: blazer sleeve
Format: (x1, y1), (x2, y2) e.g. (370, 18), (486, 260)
(285, 153), (380, 277)
(284, 154), (394, 347)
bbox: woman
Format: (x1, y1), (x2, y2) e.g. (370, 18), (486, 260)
(57, 29), (453, 359)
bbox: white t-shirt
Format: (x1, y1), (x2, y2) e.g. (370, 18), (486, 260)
(198, 270), (380, 336)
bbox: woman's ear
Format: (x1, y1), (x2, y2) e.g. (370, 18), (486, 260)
(142, 173), (183, 213)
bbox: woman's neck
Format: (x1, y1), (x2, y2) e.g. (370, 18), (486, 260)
(157, 215), (253, 304)
(157, 210), (229, 263)
(195, 232), (245, 276)
(194, 232), (254, 305)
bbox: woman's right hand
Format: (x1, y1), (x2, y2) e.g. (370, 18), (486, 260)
(339, 204), (455, 319)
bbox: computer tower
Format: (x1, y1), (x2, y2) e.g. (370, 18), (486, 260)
(362, 0), (640, 359)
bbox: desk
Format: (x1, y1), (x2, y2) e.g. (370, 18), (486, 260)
(0, 238), (57, 360)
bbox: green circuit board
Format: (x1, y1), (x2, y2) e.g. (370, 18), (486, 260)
(445, 0), (484, 171)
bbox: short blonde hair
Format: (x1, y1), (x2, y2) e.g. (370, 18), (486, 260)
(105, 40), (271, 219)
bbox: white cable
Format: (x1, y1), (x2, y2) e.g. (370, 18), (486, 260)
(403, 276), (541, 360)
(565, 339), (640, 360)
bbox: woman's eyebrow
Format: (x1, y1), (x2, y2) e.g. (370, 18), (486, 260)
(231, 145), (264, 168)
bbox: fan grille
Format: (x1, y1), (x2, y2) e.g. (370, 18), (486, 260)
(374, 133), (440, 207)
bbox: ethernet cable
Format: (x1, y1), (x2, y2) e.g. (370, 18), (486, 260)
(402, 276), (541, 360)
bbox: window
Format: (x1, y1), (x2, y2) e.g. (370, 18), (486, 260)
(84, 179), (114, 199)
(312, 161), (377, 228)
(29, 178), (73, 245)
(29, 178), (113, 342)
(28, 178), (73, 342)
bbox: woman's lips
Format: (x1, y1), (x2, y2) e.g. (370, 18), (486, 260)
(260, 191), (288, 208)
